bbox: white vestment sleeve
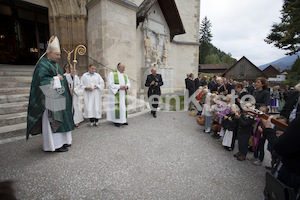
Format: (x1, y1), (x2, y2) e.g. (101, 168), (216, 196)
(126, 74), (130, 92)
(108, 72), (120, 95)
(95, 74), (105, 91)
(53, 76), (62, 89)
(73, 75), (83, 95)
(80, 74), (87, 90)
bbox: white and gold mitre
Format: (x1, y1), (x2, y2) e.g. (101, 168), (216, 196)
(46, 36), (60, 53)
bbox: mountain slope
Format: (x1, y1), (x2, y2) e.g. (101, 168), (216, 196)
(258, 53), (300, 71)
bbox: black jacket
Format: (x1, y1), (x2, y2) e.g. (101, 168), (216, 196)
(237, 113), (254, 135)
(145, 74), (164, 97)
(208, 81), (217, 92)
(222, 113), (238, 131)
(194, 77), (202, 90)
(264, 116), (300, 176)
(252, 89), (270, 109)
(280, 90), (299, 120)
(186, 78), (195, 97)
(235, 90), (249, 110)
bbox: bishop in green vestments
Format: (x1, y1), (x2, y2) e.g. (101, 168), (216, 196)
(27, 36), (74, 152)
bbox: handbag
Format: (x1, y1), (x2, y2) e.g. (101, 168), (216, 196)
(222, 129), (233, 147)
(264, 172), (296, 200)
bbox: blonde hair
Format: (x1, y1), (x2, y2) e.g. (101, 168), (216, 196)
(231, 104), (240, 112)
(295, 83), (300, 91)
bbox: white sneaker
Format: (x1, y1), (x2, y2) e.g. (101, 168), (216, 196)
(248, 157), (256, 162)
(90, 122), (94, 127)
(95, 122), (99, 126)
(252, 159), (262, 166)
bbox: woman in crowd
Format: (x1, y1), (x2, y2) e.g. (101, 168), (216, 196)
(252, 77), (270, 109)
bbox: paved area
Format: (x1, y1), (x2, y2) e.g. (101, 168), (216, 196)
(0, 111), (269, 200)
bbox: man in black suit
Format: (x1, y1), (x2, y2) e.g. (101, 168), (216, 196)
(208, 75), (217, 93)
(194, 72), (202, 90)
(145, 68), (164, 118)
(186, 73), (195, 110)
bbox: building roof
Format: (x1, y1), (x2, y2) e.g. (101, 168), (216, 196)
(222, 56), (267, 77)
(262, 65), (281, 73)
(199, 64), (228, 70)
(137, 0), (185, 40)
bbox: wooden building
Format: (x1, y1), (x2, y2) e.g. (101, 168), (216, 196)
(222, 56), (267, 81)
(198, 64), (228, 76)
(262, 65), (281, 78)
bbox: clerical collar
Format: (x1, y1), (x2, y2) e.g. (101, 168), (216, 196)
(87, 71), (95, 76)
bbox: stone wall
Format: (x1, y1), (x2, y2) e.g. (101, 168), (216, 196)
(87, 0), (139, 94)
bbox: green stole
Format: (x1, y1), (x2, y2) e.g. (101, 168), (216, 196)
(113, 69), (127, 119)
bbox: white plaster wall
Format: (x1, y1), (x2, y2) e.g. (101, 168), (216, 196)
(104, 0), (138, 94)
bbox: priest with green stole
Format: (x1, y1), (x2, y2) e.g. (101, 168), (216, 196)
(106, 63), (131, 127)
(26, 36), (74, 152)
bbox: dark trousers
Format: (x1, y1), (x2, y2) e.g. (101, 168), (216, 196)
(254, 139), (266, 161)
(150, 97), (159, 114)
(89, 118), (98, 123)
(230, 131), (237, 150)
(238, 133), (251, 155)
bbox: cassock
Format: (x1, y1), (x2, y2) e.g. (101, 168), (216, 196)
(80, 72), (105, 119)
(106, 69), (130, 123)
(64, 73), (84, 125)
(27, 56), (74, 151)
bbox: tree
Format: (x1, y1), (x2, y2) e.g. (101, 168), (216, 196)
(204, 54), (221, 64)
(284, 56), (300, 86)
(199, 16), (212, 64)
(265, 0), (300, 55)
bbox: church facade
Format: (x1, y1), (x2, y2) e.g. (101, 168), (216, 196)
(1, 0), (200, 95)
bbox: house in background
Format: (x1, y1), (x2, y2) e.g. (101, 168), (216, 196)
(198, 64), (228, 76)
(222, 56), (267, 82)
(268, 70), (288, 82)
(262, 65), (281, 78)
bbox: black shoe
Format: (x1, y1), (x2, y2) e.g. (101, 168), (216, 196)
(153, 113), (157, 118)
(123, 122), (128, 125)
(55, 146), (68, 152)
(114, 123), (121, 127)
(63, 144), (71, 148)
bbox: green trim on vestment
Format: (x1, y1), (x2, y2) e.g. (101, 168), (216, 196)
(113, 69), (127, 119)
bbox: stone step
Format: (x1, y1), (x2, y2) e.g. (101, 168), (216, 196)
(0, 87), (30, 95)
(0, 99), (148, 140)
(0, 112), (27, 127)
(0, 94), (29, 104)
(0, 122), (27, 140)
(0, 102), (28, 115)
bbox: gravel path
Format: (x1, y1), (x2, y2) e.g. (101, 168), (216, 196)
(0, 111), (269, 200)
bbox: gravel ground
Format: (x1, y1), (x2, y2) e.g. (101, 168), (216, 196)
(0, 111), (270, 200)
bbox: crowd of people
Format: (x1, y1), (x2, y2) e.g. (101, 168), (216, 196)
(185, 72), (300, 198)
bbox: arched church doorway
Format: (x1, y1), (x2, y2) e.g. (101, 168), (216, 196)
(0, 0), (49, 65)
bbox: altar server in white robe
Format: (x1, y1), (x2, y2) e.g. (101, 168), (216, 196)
(81, 65), (105, 126)
(64, 65), (84, 127)
(107, 63), (130, 127)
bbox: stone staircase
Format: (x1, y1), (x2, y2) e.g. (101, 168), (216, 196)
(0, 65), (148, 140)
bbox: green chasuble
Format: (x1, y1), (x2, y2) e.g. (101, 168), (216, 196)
(26, 56), (74, 140)
(113, 69), (127, 119)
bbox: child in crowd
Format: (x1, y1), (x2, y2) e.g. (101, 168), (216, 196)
(221, 104), (239, 151)
(267, 115), (287, 170)
(234, 103), (255, 161)
(248, 106), (269, 166)
(201, 93), (214, 133)
(213, 95), (232, 139)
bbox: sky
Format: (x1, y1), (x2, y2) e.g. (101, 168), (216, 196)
(200, 0), (287, 66)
